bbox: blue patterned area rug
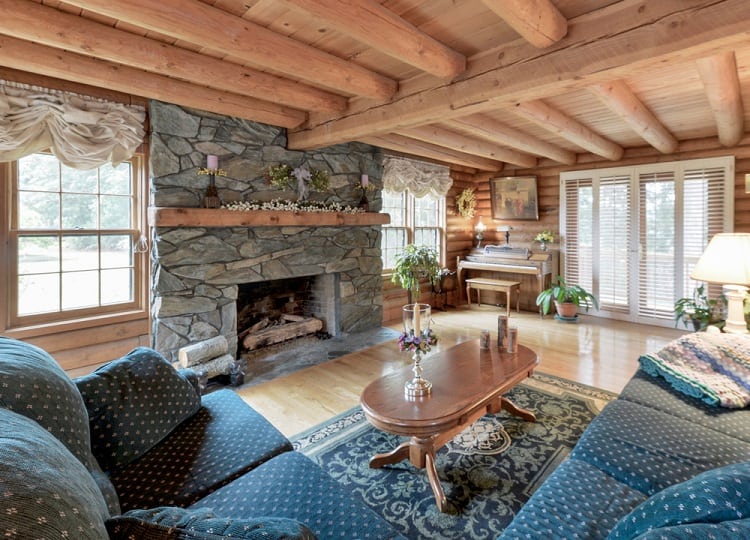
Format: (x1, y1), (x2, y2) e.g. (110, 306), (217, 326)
(293, 373), (616, 540)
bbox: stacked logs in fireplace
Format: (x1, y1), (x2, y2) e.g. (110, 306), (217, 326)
(240, 314), (323, 350)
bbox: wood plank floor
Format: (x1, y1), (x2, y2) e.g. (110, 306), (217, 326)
(236, 306), (685, 438)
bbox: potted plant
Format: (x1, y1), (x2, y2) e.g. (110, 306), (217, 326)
(674, 285), (724, 331)
(391, 244), (441, 305)
(536, 275), (599, 319)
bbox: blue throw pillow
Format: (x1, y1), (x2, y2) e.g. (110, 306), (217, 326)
(608, 462), (750, 539)
(0, 408), (109, 539)
(75, 347), (202, 470)
(106, 507), (316, 539)
(0, 336), (121, 515)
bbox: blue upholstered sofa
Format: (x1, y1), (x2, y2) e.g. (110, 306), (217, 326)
(500, 333), (750, 539)
(0, 337), (403, 540)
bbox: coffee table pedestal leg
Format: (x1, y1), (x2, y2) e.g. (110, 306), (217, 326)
(369, 436), (447, 512)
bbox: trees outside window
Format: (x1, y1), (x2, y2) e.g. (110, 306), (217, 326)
(381, 190), (445, 272)
(2, 152), (147, 331)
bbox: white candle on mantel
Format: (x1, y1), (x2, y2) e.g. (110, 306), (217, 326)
(207, 155), (218, 170)
(413, 304), (421, 335)
(361, 174), (369, 187)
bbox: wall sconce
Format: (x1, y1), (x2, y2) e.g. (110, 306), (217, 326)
(475, 218), (486, 248)
(745, 173), (750, 194)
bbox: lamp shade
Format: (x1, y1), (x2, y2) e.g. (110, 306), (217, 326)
(690, 233), (750, 285)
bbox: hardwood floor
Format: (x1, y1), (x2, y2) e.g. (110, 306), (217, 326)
(236, 306), (685, 438)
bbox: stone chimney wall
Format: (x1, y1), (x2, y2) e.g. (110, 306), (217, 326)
(148, 101), (384, 361)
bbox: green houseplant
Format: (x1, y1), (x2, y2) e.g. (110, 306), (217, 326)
(674, 285), (724, 331)
(536, 275), (599, 319)
(391, 244), (441, 305)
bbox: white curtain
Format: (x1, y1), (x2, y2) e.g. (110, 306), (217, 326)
(382, 156), (453, 198)
(0, 81), (145, 170)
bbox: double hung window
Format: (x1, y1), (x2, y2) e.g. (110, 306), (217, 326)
(2, 152), (147, 332)
(381, 190), (445, 271)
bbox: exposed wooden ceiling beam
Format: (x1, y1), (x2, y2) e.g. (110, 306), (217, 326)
(289, 0), (750, 150)
(0, 35), (307, 128)
(0, 0), (347, 114)
(515, 100), (624, 161)
(398, 125), (536, 168)
(62, 0), (397, 101)
(361, 134), (504, 171)
(280, 0), (465, 79)
(448, 114), (576, 165)
(590, 80), (678, 154)
(696, 51), (745, 147)
(480, 0), (567, 48)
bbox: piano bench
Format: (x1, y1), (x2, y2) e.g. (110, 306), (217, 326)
(465, 278), (521, 316)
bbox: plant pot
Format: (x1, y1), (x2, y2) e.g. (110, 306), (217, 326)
(554, 301), (578, 319)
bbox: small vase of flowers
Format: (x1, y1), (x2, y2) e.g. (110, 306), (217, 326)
(534, 230), (554, 251)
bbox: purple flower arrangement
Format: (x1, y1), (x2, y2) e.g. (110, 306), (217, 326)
(398, 329), (438, 354)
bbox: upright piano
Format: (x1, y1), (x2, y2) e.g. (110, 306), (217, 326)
(457, 245), (559, 313)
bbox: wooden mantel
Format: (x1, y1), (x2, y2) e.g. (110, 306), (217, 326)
(149, 207), (391, 227)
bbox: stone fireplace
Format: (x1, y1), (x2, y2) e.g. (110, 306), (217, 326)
(148, 101), (385, 362)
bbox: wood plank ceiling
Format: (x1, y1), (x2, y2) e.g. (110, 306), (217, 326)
(2, 0), (749, 173)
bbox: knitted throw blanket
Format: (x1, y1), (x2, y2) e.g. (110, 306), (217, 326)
(639, 333), (750, 408)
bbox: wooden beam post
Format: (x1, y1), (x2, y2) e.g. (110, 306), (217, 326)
(589, 80), (679, 154)
(361, 134), (504, 171)
(696, 51), (745, 147)
(281, 0), (466, 79)
(399, 125), (537, 168)
(481, 0), (568, 48)
(0, 0), (347, 114)
(63, 0), (397, 100)
(449, 114), (577, 165)
(0, 36), (307, 128)
(515, 100), (624, 161)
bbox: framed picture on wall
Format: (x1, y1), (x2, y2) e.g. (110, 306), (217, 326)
(489, 176), (539, 221)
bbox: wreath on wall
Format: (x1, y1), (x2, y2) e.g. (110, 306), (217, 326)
(456, 187), (476, 218)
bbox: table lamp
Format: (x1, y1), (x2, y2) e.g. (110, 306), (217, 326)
(475, 218), (486, 248)
(690, 233), (750, 334)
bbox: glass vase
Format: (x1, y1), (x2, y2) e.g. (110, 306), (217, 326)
(403, 303), (431, 335)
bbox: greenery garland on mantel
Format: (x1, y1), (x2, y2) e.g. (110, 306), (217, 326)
(456, 187), (476, 218)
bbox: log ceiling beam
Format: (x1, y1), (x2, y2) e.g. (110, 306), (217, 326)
(480, 0), (567, 48)
(515, 100), (624, 161)
(589, 80), (678, 154)
(0, 0), (347, 113)
(448, 114), (577, 165)
(696, 51), (745, 147)
(360, 134), (504, 171)
(289, 0), (750, 150)
(0, 35), (307, 128)
(61, 0), (397, 101)
(397, 125), (536, 168)
(280, 0), (466, 79)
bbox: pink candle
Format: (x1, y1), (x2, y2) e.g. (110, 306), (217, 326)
(207, 155), (218, 170)
(361, 174), (369, 187)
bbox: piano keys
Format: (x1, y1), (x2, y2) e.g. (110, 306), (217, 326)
(457, 245), (559, 314)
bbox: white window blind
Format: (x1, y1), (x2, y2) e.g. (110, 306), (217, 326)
(637, 172), (675, 319)
(599, 175), (631, 313)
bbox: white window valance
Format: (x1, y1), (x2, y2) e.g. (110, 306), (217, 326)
(0, 80), (145, 170)
(382, 156), (453, 199)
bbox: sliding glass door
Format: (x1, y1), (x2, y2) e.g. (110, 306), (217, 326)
(561, 156), (733, 327)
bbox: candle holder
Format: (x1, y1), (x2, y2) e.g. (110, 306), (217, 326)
(198, 167), (227, 209)
(400, 303), (436, 397)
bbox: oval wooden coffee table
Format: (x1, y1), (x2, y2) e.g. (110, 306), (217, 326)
(360, 339), (538, 512)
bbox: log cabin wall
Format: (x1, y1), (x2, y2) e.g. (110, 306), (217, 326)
(421, 137), (750, 318)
